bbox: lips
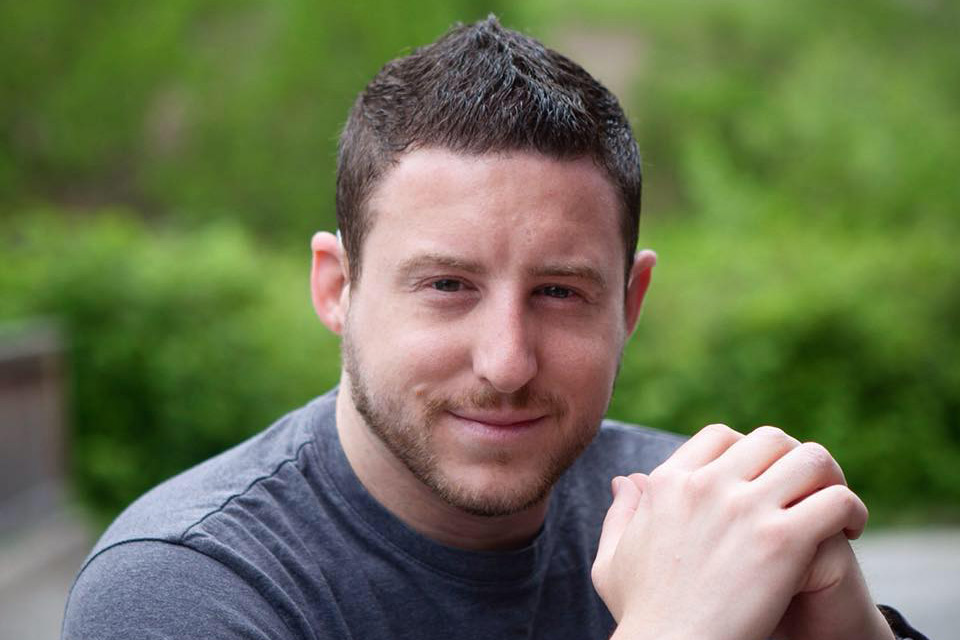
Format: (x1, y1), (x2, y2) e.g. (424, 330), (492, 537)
(447, 410), (546, 428)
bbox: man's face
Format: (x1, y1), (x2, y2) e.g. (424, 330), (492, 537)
(341, 149), (635, 517)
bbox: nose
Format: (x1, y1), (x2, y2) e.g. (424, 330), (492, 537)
(471, 297), (538, 394)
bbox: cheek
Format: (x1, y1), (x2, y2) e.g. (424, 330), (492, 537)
(545, 328), (622, 393)
(554, 310), (623, 363)
(356, 311), (470, 385)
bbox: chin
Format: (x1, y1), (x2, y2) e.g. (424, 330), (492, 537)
(423, 456), (573, 518)
(432, 479), (552, 518)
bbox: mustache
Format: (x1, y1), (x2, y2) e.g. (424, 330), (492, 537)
(424, 386), (569, 419)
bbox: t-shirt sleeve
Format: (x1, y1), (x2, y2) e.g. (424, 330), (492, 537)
(62, 540), (293, 640)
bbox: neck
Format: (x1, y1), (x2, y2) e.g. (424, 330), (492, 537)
(334, 389), (549, 551)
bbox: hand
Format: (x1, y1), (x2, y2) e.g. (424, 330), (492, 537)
(592, 424), (887, 640)
(773, 533), (894, 640)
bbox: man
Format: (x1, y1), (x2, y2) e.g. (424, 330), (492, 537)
(63, 17), (925, 640)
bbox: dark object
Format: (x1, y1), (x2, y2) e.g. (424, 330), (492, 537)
(879, 604), (931, 640)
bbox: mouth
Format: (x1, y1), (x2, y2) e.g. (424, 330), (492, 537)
(447, 410), (547, 430)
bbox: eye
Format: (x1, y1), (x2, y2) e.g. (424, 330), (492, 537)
(431, 279), (463, 292)
(539, 285), (574, 299)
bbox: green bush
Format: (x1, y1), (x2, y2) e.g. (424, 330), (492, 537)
(523, 0), (960, 230)
(610, 217), (960, 523)
(0, 0), (513, 249)
(1, 212), (340, 521)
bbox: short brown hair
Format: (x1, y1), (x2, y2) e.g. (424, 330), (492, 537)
(336, 16), (642, 284)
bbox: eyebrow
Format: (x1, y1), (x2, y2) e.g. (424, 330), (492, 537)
(530, 264), (608, 291)
(396, 254), (487, 278)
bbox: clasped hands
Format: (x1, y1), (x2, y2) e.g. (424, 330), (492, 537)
(592, 424), (895, 640)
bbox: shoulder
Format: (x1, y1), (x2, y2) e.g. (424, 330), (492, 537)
(86, 390), (336, 557)
(63, 540), (292, 639)
(65, 390), (346, 638)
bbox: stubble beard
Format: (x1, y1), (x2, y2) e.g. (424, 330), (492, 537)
(342, 333), (602, 518)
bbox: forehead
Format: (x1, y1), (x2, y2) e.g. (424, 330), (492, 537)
(362, 149), (623, 276)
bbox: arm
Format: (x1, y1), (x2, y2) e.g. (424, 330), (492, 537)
(591, 424), (895, 640)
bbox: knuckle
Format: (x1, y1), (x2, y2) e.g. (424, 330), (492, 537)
(726, 482), (754, 516)
(648, 466), (694, 501)
(751, 425), (799, 449)
(753, 425), (786, 439)
(701, 423), (734, 437)
(822, 485), (869, 531)
(683, 469), (714, 499)
(751, 425), (800, 451)
(649, 464), (679, 485)
(694, 423), (744, 447)
(829, 485), (863, 513)
(798, 442), (835, 473)
(711, 482), (761, 522)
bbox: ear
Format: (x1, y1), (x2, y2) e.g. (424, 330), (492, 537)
(310, 231), (350, 335)
(624, 249), (656, 335)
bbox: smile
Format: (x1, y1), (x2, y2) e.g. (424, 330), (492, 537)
(446, 410), (547, 434)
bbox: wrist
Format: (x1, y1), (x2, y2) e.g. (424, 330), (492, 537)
(609, 614), (733, 640)
(609, 614), (667, 640)
(816, 592), (895, 640)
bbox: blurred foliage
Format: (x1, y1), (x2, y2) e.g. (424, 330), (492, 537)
(610, 218), (960, 523)
(0, 0), (511, 247)
(2, 0), (959, 523)
(0, 212), (341, 521)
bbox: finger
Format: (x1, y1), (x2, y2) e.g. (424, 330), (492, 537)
(755, 441), (846, 508)
(785, 483), (869, 541)
(625, 472), (649, 492)
(705, 425), (800, 481)
(798, 532), (854, 594)
(664, 423), (743, 471)
(594, 475), (645, 571)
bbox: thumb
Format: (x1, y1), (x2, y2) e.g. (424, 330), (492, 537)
(594, 475), (646, 574)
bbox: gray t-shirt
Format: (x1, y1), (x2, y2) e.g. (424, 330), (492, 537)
(62, 388), (684, 639)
